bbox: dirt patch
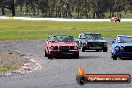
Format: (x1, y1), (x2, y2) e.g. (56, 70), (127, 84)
(0, 49), (40, 76)
(0, 49), (30, 73)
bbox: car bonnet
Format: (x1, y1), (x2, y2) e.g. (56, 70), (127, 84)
(113, 42), (132, 47)
(49, 42), (77, 46)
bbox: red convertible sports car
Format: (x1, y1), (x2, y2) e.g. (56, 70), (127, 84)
(44, 35), (79, 59)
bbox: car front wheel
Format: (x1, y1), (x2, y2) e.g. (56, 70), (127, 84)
(113, 56), (117, 60)
(74, 53), (79, 58)
(96, 50), (100, 52)
(103, 48), (107, 52)
(45, 50), (48, 57)
(48, 54), (53, 59)
(81, 47), (85, 52)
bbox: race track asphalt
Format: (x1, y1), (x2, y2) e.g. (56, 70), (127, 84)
(0, 37), (132, 88)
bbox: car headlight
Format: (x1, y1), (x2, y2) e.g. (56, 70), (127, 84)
(50, 46), (54, 50)
(115, 46), (119, 51)
(120, 46), (124, 51)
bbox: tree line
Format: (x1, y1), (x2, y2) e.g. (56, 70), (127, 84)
(0, 0), (132, 18)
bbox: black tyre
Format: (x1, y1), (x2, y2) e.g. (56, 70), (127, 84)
(48, 55), (53, 59)
(103, 48), (107, 52)
(74, 53), (79, 58)
(96, 50), (100, 52)
(113, 56), (117, 60)
(81, 47), (85, 52)
(45, 51), (48, 57)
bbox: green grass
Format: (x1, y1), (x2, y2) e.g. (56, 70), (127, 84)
(0, 64), (21, 73)
(0, 20), (132, 40)
(0, 65), (12, 73)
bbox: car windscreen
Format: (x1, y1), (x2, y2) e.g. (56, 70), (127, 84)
(84, 34), (102, 40)
(51, 36), (74, 42)
(117, 36), (132, 43)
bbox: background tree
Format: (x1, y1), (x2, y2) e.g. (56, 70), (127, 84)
(0, 0), (131, 18)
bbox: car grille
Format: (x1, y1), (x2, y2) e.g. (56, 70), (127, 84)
(87, 42), (103, 47)
(70, 46), (75, 50)
(124, 46), (132, 52)
(59, 46), (70, 52)
(53, 46), (58, 50)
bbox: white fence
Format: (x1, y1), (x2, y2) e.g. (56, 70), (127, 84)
(0, 16), (132, 22)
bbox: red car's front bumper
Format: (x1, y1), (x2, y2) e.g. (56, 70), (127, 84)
(48, 50), (79, 57)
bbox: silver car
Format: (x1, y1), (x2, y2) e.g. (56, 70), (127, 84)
(74, 32), (108, 52)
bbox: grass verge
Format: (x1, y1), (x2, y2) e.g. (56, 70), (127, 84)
(0, 20), (132, 40)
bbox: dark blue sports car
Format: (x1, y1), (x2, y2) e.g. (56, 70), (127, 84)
(111, 35), (132, 60)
